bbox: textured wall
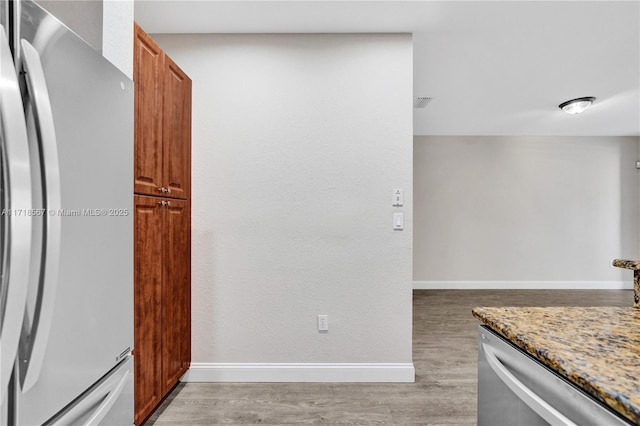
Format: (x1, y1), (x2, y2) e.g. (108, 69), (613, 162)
(102, 0), (133, 78)
(153, 34), (413, 366)
(414, 135), (640, 283)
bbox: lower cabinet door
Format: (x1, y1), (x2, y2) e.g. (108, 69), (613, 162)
(134, 195), (163, 425)
(162, 198), (190, 393)
(134, 195), (191, 424)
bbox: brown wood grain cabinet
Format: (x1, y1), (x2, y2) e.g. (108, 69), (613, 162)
(134, 23), (163, 197)
(133, 196), (163, 423)
(133, 22), (192, 426)
(162, 54), (192, 200)
(134, 23), (191, 200)
(161, 198), (191, 394)
(133, 196), (191, 425)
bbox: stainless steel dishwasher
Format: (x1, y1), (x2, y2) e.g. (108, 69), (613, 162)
(478, 326), (632, 426)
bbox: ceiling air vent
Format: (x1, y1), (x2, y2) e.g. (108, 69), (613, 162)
(414, 96), (432, 109)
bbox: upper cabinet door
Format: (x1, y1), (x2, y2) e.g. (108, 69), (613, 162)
(134, 23), (191, 200)
(134, 23), (164, 197)
(162, 55), (191, 200)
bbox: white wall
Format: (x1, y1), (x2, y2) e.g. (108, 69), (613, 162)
(102, 0), (133, 78)
(153, 33), (414, 382)
(414, 135), (640, 289)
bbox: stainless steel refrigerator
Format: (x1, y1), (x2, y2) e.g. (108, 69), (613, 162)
(0, 1), (134, 424)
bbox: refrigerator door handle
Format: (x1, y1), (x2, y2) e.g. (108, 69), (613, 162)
(48, 360), (131, 426)
(17, 38), (62, 392)
(0, 25), (32, 402)
(482, 342), (577, 426)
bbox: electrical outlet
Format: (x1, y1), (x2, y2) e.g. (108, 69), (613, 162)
(318, 314), (329, 331)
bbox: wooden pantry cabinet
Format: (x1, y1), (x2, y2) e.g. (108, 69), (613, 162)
(133, 23), (192, 426)
(133, 196), (191, 424)
(134, 22), (191, 200)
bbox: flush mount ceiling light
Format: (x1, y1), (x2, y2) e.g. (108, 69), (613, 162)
(558, 96), (596, 114)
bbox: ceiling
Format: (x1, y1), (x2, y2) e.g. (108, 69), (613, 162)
(135, 1), (640, 136)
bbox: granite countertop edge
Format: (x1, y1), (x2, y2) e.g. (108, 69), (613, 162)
(473, 307), (640, 425)
(613, 259), (640, 271)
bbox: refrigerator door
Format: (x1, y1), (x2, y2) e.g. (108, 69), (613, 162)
(47, 357), (134, 426)
(0, 24), (32, 404)
(13, 2), (133, 424)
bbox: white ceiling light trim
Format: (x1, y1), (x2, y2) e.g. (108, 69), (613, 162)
(558, 97), (596, 115)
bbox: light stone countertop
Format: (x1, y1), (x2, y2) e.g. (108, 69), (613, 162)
(473, 306), (640, 425)
(613, 259), (640, 270)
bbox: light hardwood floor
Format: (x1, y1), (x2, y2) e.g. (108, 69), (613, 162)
(146, 289), (633, 425)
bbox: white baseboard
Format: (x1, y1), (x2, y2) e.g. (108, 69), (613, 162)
(183, 363), (415, 383)
(413, 281), (633, 290)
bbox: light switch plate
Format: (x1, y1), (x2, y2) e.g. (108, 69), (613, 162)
(393, 189), (404, 206)
(393, 213), (404, 230)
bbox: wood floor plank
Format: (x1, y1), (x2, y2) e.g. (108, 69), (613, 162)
(146, 289), (633, 425)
